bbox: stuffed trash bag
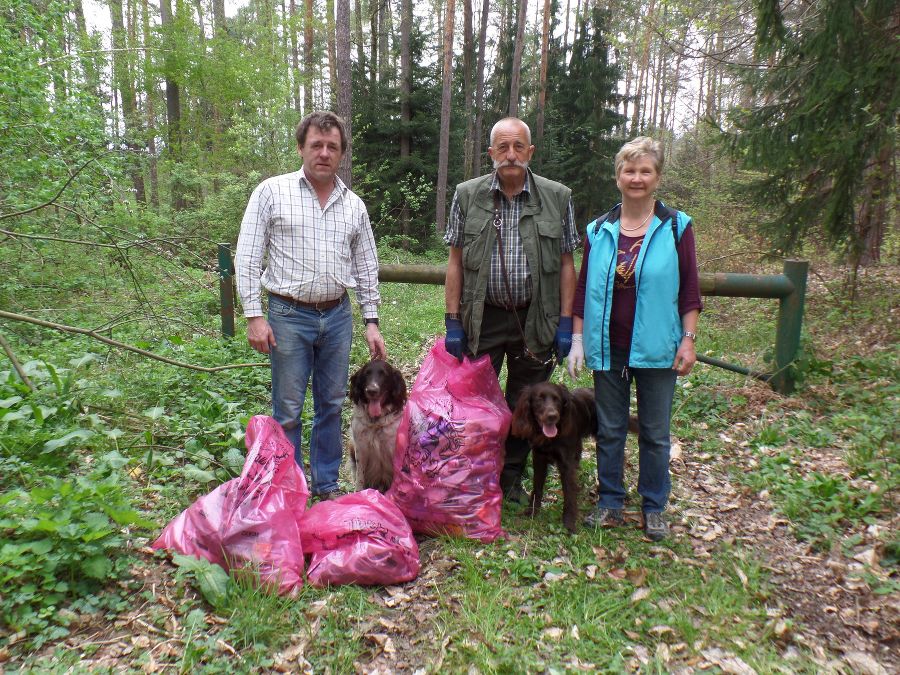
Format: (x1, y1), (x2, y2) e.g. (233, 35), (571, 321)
(299, 489), (419, 586)
(152, 415), (309, 595)
(386, 339), (511, 542)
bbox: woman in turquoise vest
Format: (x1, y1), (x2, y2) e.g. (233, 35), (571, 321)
(568, 137), (702, 541)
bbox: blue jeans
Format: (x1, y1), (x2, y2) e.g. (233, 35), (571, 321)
(593, 347), (676, 513)
(268, 294), (352, 495)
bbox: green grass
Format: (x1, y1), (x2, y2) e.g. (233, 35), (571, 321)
(1, 234), (896, 672)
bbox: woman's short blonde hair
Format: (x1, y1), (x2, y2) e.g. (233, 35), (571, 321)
(614, 136), (664, 177)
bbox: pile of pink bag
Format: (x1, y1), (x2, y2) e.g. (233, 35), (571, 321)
(153, 416), (419, 593)
(387, 339), (511, 542)
(152, 416), (309, 595)
(300, 489), (419, 586)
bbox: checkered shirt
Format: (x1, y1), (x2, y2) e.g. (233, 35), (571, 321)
(444, 172), (578, 307)
(235, 167), (380, 318)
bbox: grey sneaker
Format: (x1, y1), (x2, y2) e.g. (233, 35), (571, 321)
(584, 506), (624, 528)
(643, 511), (669, 541)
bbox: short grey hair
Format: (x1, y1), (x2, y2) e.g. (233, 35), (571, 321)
(614, 136), (664, 176)
(490, 117), (532, 146)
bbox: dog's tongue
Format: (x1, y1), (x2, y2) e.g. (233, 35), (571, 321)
(542, 423), (558, 438)
(368, 400), (383, 418)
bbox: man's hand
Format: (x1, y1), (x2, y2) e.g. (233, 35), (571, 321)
(672, 337), (696, 376)
(554, 316), (573, 359)
(444, 317), (467, 361)
(247, 316), (276, 354)
(567, 333), (584, 379)
(366, 322), (387, 360)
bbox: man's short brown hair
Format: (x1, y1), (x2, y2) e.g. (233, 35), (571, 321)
(295, 111), (348, 153)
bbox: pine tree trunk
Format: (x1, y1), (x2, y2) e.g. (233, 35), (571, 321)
(212, 0), (225, 34)
(857, 143), (892, 266)
(508, 0), (527, 116)
(378, 0), (390, 84)
(534, 0), (551, 163)
(369, 1), (378, 84)
(630, 0), (656, 133)
(353, 0), (365, 76)
(462, 0), (474, 179)
(304, 0), (314, 111)
(290, 0), (301, 111)
(436, 0), (456, 234)
(326, 0), (337, 99)
(472, 0), (490, 177)
(399, 0), (412, 237)
(141, 0), (159, 208)
(336, 0), (353, 187)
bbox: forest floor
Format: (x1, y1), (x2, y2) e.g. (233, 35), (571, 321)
(5, 266), (898, 674)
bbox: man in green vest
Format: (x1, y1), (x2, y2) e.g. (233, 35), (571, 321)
(443, 116), (578, 505)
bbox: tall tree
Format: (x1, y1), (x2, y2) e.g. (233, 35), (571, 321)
(304, 0), (314, 111)
(508, 0), (528, 115)
(534, 0), (551, 158)
(435, 0), (456, 232)
(326, 0), (337, 97)
(724, 0), (899, 275)
(461, 0), (474, 179)
(335, 0), (353, 186)
(471, 0), (490, 177)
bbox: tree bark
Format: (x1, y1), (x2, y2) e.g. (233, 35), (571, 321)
(335, 0), (353, 187)
(534, 0), (551, 163)
(435, 0), (456, 233)
(399, 0), (412, 236)
(462, 0), (474, 179)
(472, 0), (490, 177)
(141, 0), (159, 208)
(508, 0), (528, 116)
(353, 0), (366, 79)
(326, 0), (337, 99)
(304, 0), (314, 111)
(289, 0), (301, 111)
(108, 0), (145, 203)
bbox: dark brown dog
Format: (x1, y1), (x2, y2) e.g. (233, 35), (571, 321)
(511, 383), (598, 533)
(348, 360), (407, 493)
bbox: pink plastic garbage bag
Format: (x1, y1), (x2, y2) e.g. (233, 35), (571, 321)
(299, 489), (419, 586)
(386, 339), (511, 542)
(152, 415), (309, 595)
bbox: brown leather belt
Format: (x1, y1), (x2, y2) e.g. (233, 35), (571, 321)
(269, 291), (346, 311)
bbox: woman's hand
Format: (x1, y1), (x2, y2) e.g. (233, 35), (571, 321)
(672, 337), (696, 376)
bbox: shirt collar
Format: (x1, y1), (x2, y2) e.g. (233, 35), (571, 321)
(489, 169), (532, 197)
(298, 165), (346, 196)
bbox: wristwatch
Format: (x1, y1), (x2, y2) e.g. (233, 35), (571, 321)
(364, 317), (379, 326)
(682, 331), (696, 340)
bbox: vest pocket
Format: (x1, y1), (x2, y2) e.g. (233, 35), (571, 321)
(536, 219), (561, 274)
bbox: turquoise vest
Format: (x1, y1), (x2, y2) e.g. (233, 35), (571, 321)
(583, 202), (691, 370)
(455, 171), (572, 355)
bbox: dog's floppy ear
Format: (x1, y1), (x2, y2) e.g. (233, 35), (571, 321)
(388, 366), (408, 409)
(348, 364), (365, 404)
(557, 384), (577, 436)
(510, 385), (537, 439)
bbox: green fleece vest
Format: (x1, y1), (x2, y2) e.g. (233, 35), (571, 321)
(454, 170), (572, 355)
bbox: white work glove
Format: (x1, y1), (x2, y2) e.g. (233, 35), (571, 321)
(567, 333), (584, 379)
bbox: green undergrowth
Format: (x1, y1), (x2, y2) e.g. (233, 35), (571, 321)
(2, 237), (896, 670)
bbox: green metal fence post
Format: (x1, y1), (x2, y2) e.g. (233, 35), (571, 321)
(218, 243), (235, 338)
(770, 259), (808, 394)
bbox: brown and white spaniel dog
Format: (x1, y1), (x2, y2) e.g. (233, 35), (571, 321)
(348, 360), (407, 493)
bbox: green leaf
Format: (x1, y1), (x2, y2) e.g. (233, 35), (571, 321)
(98, 450), (130, 469)
(0, 396), (23, 408)
(172, 554), (230, 607)
(43, 429), (94, 453)
(69, 353), (99, 368)
(181, 465), (217, 483)
(81, 555), (111, 579)
(29, 539), (53, 555)
(143, 406), (165, 420)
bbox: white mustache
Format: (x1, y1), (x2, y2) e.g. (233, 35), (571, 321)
(493, 158), (529, 170)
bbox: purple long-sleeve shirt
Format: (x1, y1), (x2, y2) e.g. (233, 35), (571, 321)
(573, 224), (702, 350)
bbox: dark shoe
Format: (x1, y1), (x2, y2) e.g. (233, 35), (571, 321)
(503, 484), (530, 506)
(584, 506), (624, 528)
(317, 487), (347, 502)
(642, 511), (669, 541)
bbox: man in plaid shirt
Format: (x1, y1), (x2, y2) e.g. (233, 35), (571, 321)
(444, 117), (578, 505)
(236, 111), (385, 500)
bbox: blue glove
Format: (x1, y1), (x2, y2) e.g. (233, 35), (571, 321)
(444, 317), (467, 362)
(554, 316), (573, 359)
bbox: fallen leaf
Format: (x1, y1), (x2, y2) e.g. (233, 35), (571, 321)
(670, 442), (682, 461)
(852, 548), (880, 567)
(630, 587), (651, 604)
(585, 565), (598, 580)
(842, 650), (889, 675)
(570, 625), (580, 640)
(544, 571), (568, 583)
(701, 647), (758, 675)
(624, 630), (640, 640)
(626, 567), (648, 586)
(655, 643), (671, 663)
(131, 635), (151, 649)
(541, 627), (564, 641)
(608, 568), (627, 580)
(648, 625), (674, 636)
(735, 565), (749, 589)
